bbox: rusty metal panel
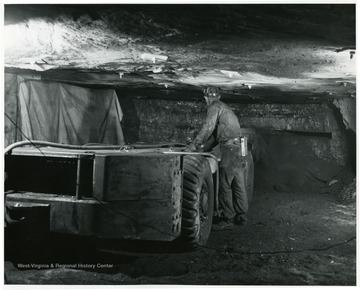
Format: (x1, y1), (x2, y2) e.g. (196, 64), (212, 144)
(49, 202), (96, 235)
(92, 153), (182, 240)
(171, 168), (182, 237)
(5, 193), (98, 236)
(92, 155), (106, 201)
(100, 154), (180, 201)
(95, 199), (181, 241)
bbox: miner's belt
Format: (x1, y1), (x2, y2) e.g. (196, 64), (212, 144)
(221, 137), (240, 145)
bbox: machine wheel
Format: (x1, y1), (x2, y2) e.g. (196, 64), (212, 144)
(244, 152), (254, 203)
(181, 155), (214, 249)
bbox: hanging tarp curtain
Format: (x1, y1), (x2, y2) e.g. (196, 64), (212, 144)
(17, 79), (125, 145)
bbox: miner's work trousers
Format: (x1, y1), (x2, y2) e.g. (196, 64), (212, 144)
(218, 143), (248, 220)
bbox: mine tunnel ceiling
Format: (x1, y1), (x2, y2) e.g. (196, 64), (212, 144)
(4, 4), (356, 102)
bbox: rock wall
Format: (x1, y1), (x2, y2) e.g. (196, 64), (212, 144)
(119, 95), (355, 192)
(120, 98), (352, 163)
(121, 98), (205, 144)
(4, 74), (19, 148)
(333, 98), (356, 132)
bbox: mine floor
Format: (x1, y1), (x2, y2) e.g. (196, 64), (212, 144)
(4, 185), (356, 285)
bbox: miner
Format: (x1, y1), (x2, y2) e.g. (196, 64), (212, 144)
(186, 87), (248, 230)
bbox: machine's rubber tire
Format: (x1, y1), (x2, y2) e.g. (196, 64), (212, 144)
(181, 155), (214, 249)
(243, 152), (254, 203)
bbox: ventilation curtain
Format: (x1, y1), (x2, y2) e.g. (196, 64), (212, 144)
(17, 79), (125, 145)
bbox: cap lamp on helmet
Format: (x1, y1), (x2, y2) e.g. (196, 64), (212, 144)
(204, 87), (220, 98)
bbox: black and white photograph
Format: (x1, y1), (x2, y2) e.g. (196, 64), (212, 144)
(3, 1), (357, 286)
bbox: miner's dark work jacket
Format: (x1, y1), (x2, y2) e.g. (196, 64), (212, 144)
(193, 99), (241, 148)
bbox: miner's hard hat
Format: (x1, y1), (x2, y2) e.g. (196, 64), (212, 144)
(204, 87), (221, 98)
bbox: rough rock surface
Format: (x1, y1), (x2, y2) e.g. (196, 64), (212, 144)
(4, 4), (356, 99)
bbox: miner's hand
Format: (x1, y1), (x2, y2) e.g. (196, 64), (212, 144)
(185, 143), (197, 152)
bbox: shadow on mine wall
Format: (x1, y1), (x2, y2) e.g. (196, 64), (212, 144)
(251, 130), (354, 193)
